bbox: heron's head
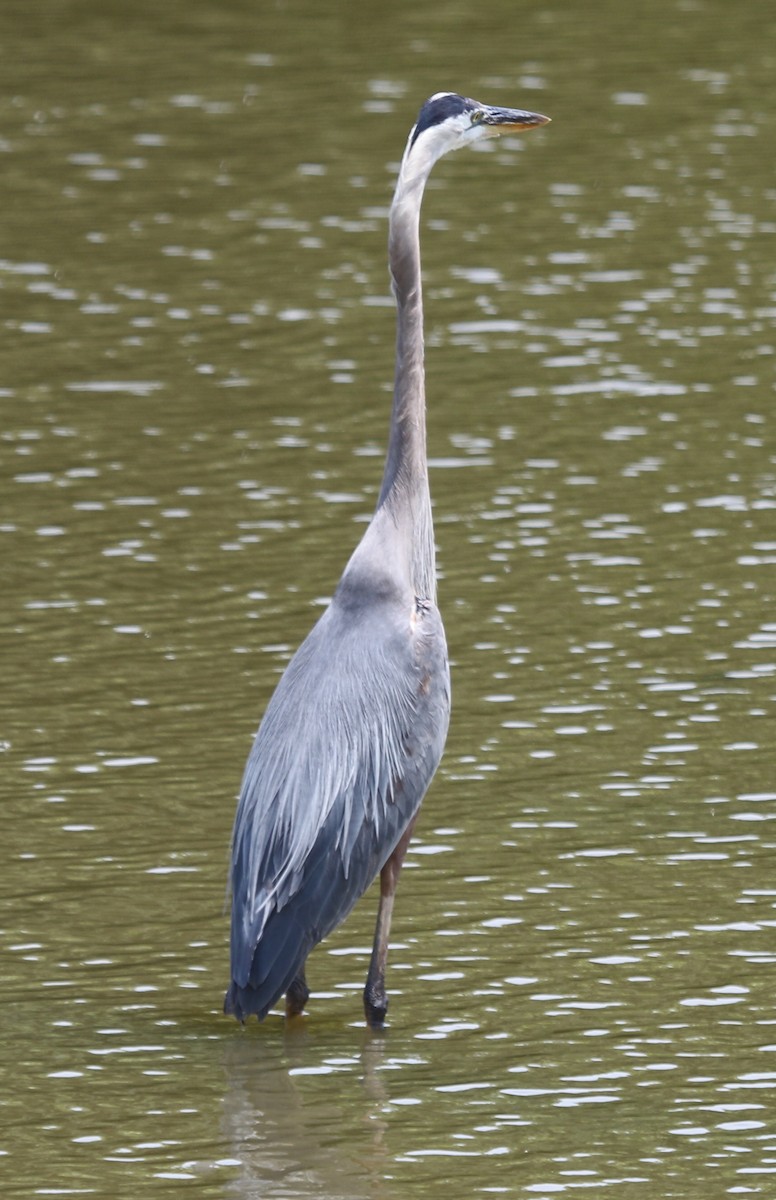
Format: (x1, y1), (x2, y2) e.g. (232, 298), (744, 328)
(402, 92), (550, 178)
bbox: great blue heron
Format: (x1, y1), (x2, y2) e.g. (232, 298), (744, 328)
(225, 92), (550, 1027)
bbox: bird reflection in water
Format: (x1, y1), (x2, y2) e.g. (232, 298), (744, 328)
(221, 1028), (395, 1199)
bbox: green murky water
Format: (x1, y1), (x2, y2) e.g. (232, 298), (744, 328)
(2, 0), (775, 1195)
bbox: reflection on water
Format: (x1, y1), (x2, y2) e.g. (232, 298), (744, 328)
(222, 1033), (396, 1198)
(2, 0), (776, 1195)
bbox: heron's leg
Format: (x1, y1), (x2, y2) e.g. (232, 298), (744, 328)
(364, 817), (417, 1027)
(285, 966), (309, 1018)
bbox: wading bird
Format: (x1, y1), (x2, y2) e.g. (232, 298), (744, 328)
(225, 92), (549, 1026)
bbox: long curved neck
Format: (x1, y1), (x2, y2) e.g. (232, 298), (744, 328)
(376, 158), (436, 600)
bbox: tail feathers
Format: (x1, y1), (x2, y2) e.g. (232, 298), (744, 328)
(225, 911), (313, 1021)
(224, 955), (302, 1022)
(224, 805), (399, 1022)
(224, 979), (270, 1022)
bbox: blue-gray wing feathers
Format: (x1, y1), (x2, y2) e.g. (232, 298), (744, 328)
(224, 589), (449, 1020)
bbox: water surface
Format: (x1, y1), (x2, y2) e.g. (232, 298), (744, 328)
(2, 0), (775, 1196)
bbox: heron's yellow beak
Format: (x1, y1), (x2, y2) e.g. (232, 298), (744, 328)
(483, 106), (551, 133)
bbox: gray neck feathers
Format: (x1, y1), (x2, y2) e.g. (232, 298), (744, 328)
(376, 165), (436, 602)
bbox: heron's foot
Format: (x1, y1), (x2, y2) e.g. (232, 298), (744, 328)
(285, 975), (310, 1018)
(363, 980), (388, 1028)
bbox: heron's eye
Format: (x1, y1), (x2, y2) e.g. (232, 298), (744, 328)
(470, 109), (484, 125)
